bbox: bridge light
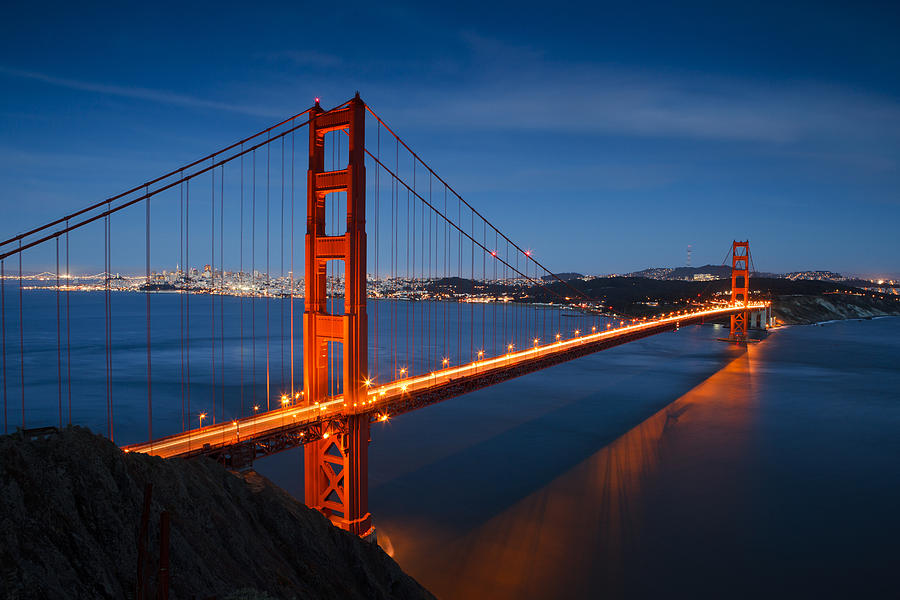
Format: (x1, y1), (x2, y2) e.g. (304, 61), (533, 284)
(401, 383), (408, 392)
(281, 397), (290, 406)
(491, 251), (497, 257)
(253, 405), (260, 412)
(508, 343), (514, 352)
(295, 392), (301, 398)
(364, 378), (372, 387)
(380, 413), (389, 422)
(399, 367), (407, 376)
(442, 357), (449, 367)
(198, 412), (207, 428)
(477, 349), (484, 358)
(556, 333), (561, 340)
(323, 432), (329, 439)
(574, 329), (580, 336)
(533, 338), (539, 346)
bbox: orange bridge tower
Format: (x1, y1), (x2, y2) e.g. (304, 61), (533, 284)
(730, 240), (750, 341)
(303, 94), (373, 539)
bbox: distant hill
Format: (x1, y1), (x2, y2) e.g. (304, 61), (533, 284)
(626, 264), (731, 280)
(541, 272), (583, 282)
(626, 264), (781, 281)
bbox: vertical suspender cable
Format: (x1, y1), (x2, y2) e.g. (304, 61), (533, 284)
(185, 182), (191, 432)
(56, 238), (61, 428)
(65, 226), (71, 425)
(251, 150), (256, 412)
(146, 185), (152, 443)
(280, 136), (285, 393)
(211, 162), (216, 423)
(266, 135), (270, 410)
(240, 148), (245, 416)
(219, 167), (225, 419)
(2, 259), (6, 433)
(180, 178), (185, 430)
(18, 241), (24, 429)
(374, 121), (379, 382)
(290, 128), (295, 395)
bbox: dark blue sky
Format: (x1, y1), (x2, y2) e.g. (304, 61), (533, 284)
(2, 0), (898, 276)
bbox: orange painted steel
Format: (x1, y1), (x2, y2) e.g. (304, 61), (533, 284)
(730, 241), (750, 341)
(302, 94), (372, 538)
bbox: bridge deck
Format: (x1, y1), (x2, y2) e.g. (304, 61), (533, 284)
(123, 303), (767, 463)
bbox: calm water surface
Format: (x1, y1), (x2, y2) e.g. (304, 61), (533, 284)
(261, 316), (900, 599)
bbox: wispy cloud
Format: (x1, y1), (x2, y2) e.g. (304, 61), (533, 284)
(368, 32), (900, 149)
(0, 66), (282, 118)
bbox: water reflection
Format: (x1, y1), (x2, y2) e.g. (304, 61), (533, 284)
(382, 346), (760, 599)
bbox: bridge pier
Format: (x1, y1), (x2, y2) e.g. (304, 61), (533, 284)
(304, 415), (373, 539)
(303, 95), (374, 539)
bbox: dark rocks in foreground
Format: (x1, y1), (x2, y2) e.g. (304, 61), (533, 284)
(0, 427), (434, 600)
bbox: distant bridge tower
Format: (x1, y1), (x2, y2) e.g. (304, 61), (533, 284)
(303, 94), (373, 539)
(730, 240), (750, 341)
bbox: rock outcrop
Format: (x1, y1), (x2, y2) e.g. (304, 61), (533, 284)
(773, 293), (900, 325)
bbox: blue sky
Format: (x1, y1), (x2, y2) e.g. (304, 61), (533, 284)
(1, 0), (898, 277)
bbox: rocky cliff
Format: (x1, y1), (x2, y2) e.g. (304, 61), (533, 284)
(0, 427), (434, 600)
(773, 293), (900, 325)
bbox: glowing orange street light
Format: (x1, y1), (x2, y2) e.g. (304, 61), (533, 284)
(555, 333), (561, 341)
(198, 412), (207, 428)
(508, 343), (514, 352)
(442, 357), (449, 367)
(399, 367), (407, 377)
(477, 349), (485, 359)
(533, 337), (539, 347)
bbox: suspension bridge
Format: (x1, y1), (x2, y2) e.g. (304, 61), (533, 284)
(0, 94), (769, 540)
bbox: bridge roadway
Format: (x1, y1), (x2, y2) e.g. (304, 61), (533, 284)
(123, 303), (767, 464)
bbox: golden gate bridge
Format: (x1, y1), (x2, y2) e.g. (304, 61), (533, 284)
(0, 94), (769, 540)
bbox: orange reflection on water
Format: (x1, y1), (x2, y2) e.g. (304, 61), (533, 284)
(384, 344), (761, 599)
